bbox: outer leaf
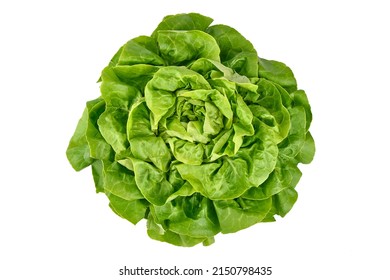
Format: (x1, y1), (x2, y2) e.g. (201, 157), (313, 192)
(107, 193), (149, 224)
(291, 89), (312, 130)
(273, 188), (298, 217)
(157, 30), (220, 65)
(117, 36), (165, 66)
(237, 136), (278, 188)
(278, 106), (306, 161)
(113, 64), (160, 90)
(151, 13), (213, 38)
(258, 58), (297, 93)
(130, 136), (172, 172)
(127, 100), (155, 139)
(98, 107), (129, 154)
(242, 162), (302, 200)
(91, 160), (104, 193)
(254, 78), (291, 143)
(100, 67), (142, 109)
(85, 99), (114, 160)
(132, 159), (175, 206)
(103, 162), (144, 201)
(66, 98), (102, 171)
(296, 131), (315, 164)
(151, 193), (220, 238)
(207, 24), (258, 77)
(214, 198), (272, 233)
(147, 212), (214, 247)
(176, 157), (252, 200)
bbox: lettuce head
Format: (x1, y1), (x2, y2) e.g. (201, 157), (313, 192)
(66, 13), (315, 247)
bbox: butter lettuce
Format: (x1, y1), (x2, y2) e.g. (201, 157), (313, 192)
(66, 13), (315, 246)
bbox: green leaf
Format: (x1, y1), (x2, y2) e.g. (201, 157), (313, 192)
(157, 30), (220, 65)
(258, 58), (297, 93)
(291, 89), (312, 130)
(278, 106), (306, 161)
(145, 66), (211, 131)
(98, 107), (129, 154)
(100, 67), (142, 109)
(67, 98), (113, 171)
(85, 99), (111, 159)
(152, 13), (213, 37)
(113, 64), (160, 90)
(132, 158), (175, 206)
(242, 161), (302, 200)
(190, 58), (252, 84)
(296, 131), (315, 164)
(117, 36), (165, 66)
(163, 117), (194, 142)
(214, 197), (272, 233)
(103, 161), (144, 201)
(167, 138), (204, 165)
(254, 78), (291, 143)
(232, 94), (254, 153)
(67, 108), (93, 171)
(130, 136), (172, 172)
(151, 193), (220, 238)
(237, 137), (278, 188)
(91, 160), (104, 193)
(176, 157), (252, 200)
(107, 193), (149, 224)
(127, 100), (155, 139)
(273, 188), (298, 217)
(147, 212), (214, 247)
(207, 24), (258, 77)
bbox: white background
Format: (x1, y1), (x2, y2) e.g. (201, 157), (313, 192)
(1, 0), (389, 279)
